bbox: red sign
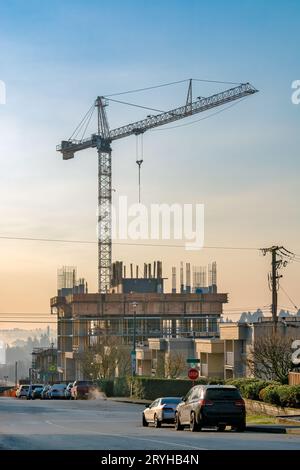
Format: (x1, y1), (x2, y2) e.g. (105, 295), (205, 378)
(188, 368), (199, 380)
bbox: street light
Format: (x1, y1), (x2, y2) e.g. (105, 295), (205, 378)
(131, 301), (138, 377)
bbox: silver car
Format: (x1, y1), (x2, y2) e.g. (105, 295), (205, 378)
(16, 385), (29, 399)
(142, 397), (182, 428)
(49, 383), (67, 399)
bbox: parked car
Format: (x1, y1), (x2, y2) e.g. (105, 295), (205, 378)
(64, 382), (74, 400)
(71, 380), (98, 400)
(49, 383), (67, 399)
(16, 385), (29, 399)
(143, 397), (182, 428)
(41, 385), (51, 399)
(175, 385), (246, 432)
(32, 386), (44, 399)
(27, 384), (44, 400)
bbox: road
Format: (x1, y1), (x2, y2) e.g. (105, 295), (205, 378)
(0, 397), (300, 450)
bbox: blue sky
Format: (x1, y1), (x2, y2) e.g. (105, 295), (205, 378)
(0, 0), (299, 319)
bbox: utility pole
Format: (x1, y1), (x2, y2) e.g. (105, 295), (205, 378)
(271, 248), (278, 331)
(261, 245), (289, 333)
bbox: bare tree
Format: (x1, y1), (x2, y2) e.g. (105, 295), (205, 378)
(246, 333), (293, 384)
(165, 352), (186, 378)
(80, 336), (130, 380)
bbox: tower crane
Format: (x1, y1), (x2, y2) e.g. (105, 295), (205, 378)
(57, 80), (258, 293)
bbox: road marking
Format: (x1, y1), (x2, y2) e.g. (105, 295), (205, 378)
(44, 420), (207, 450)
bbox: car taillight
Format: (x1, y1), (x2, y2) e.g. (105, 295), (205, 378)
(199, 399), (213, 406)
(235, 399), (245, 407)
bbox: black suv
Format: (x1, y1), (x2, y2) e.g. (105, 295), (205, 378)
(175, 385), (246, 432)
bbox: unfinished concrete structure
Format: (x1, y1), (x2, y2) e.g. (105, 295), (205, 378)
(51, 262), (228, 381)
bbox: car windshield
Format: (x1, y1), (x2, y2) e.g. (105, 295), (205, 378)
(21, 386), (29, 389)
(161, 398), (182, 404)
(205, 388), (241, 400)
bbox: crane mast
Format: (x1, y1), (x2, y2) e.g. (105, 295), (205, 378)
(57, 81), (258, 293)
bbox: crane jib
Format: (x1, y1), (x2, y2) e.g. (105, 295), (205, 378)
(56, 82), (258, 155)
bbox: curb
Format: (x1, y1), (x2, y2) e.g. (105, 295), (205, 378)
(246, 425), (286, 434)
(108, 397), (151, 406)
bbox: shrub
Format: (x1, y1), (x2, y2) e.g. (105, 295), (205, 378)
(260, 385), (281, 405)
(276, 385), (300, 408)
(96, 379), (114, 397)
(258, 384), (300, 408)
(225, 378), (271, 400)
(207, 377), (224, 385)
(113, 377), (130, 397)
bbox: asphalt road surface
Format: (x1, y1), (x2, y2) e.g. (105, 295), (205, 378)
(0, 397), (300, 450)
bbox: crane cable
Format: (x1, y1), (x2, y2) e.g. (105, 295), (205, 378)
(104, 78), (242, 98)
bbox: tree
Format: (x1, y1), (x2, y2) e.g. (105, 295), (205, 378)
(80, 336), (131, 380)
(165, 352), (186, 378)
(246, 333), (293, 384)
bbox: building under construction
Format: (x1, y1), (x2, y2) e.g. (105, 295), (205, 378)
(51, 262), (227, 381)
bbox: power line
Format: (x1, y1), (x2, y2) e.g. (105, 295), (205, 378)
(0, 235), (260, 250)
(279, 285), (298, 311)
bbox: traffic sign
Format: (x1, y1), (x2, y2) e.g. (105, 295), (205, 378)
(186, 358), (200, 364)
(188, 368), (199, 381)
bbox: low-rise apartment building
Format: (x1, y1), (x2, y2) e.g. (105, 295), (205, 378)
(135, 317), (300, 380)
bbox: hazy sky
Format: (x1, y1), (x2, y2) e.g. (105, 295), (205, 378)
(0, 0), (300, 327)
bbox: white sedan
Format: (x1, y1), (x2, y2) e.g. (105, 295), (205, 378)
(142, 397), (182, 428)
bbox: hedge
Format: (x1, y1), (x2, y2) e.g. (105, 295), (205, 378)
(96, 376), (300, 407)
(113, 377), (130, 397)
(129, 377), (211, 400)
(96, 379), (114, 397)
(225, 378), (276, 401)
(259, 384), (300, 408)
(225, 378), (300, 408)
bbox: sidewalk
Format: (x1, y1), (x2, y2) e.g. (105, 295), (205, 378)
(108, 396), (151, 405)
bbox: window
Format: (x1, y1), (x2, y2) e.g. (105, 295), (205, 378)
(191, 387), (201, 401)
(205, 388), (241, 400)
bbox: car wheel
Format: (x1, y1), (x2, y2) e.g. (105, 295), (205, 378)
(142, 414), (149, 427)
(189, 412), (199, 432)
(217, 424), (226, 432)
(232, 421), (246, 432)
(174, 413), (183, 431)
(154, 414), (161, 428)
